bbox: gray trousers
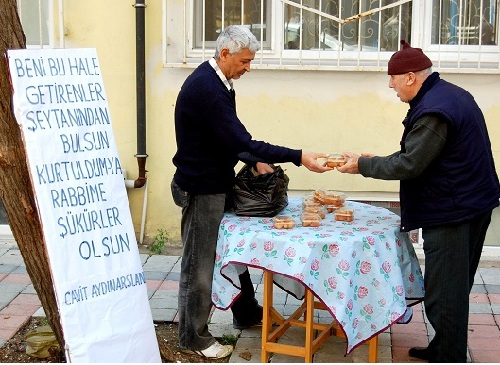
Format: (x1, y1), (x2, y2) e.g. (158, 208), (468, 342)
(422, 211), (492, 362)
(171, 180), (257, 350)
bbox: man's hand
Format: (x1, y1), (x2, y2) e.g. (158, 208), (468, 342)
(301, 152), (334, 173)
(336, 152), (364, 174)
(336, 152), (374, 174)
(255, 162), (275, 174)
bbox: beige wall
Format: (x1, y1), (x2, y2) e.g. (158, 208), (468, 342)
(59, 1), (500, 245)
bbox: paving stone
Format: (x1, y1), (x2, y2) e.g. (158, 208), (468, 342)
(232, 336), (262, 351)
(208, 323), (240, 338)
(238, 325), (262, 338)
(269, 353), (305, 363)
(485, 284), (500, 294)
(32, 306), (46, 317)
(491, 304), (500, 315)
(2, 273), (31, 285)
(0, 251), (24, 266)
(0, 288), (24, 304)
(145, 279), (162, 291)
(210, 307), (233, 325)
(150, 307), (177, 322)
(11, 266), (27, 274)
(9, 293), (41, 306)
(165, 272), (180, 281)
(1, 303), (40, 317)
(143, 271), (168, 281)
(249, 273), (262, 284)
(471, 284), (487, 294)
(171, 259), (182, 273)
(149, 289), (177, 300)
(159, 279), (179, 291)
(21, 284), (37, 294)
(148, 296), (178, 309)
(469, 303), (493, 314)
(139, 253), (149, 266)
(229, 347), (262, 363)
(142, 255), (180, 272)
(0, 264), (17, 274)
(0, 328), (18, 342)
(0, 244), (499, 363)
(0, 314), (30, 329)
(479, 268), (500, 285)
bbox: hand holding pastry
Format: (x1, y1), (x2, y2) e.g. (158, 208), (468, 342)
(301, 152), (333, 173)
(336, 152), (361, 174)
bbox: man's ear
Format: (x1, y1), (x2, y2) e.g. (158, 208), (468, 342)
(220, 48), (230, 60)
(406, 72), (417, 85)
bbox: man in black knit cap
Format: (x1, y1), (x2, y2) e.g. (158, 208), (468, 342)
(337, 40), (500, 362)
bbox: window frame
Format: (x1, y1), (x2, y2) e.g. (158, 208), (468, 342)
(163, 0), (500, 73)
(421, 1), (500, 72)
(17, 0), (56, 49)
(192, 0), (273, 51)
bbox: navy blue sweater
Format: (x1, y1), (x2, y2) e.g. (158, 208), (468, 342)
(172, 61), (302, 194)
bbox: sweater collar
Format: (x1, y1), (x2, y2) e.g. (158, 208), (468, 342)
(409, 72), (440, 109)
(209, 58), (234, 92)
(403, 72), (440, 127)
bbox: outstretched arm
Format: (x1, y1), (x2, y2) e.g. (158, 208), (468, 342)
(301, 151), (334, 173)
(336, 152), (374, 174)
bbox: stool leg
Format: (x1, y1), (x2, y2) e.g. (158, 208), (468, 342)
(304, 289), (314, 362)
(261, 271), (273, 363)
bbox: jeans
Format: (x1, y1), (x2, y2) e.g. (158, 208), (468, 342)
(171, 179), (258, 350)
(422, 211), (492, 362)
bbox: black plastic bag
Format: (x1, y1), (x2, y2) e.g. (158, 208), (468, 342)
(232, 164), (289, 217)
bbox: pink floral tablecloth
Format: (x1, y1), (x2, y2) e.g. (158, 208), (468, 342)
(212, 197), (425, 354)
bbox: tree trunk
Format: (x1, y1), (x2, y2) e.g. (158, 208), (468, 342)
(0, 0), (64, 348)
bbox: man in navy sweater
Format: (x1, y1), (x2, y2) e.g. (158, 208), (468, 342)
(338, 40), (500, 362)
(171, 25), (332, 359)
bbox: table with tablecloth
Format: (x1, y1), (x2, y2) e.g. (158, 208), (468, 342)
(211, 197), (425, 355)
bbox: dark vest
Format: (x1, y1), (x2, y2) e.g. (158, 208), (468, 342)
(399, 73), (500, 231)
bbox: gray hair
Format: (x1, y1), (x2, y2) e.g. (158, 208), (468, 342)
(415, 67), (433, 80)
(214, 25), (260, 58)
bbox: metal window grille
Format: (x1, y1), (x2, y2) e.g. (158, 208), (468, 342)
(17, 0), (52, 48)
(166, 0), (500, 72)
(432, 0), (497, 46)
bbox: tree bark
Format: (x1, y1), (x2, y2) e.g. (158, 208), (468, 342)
(0, 0), (64, 348)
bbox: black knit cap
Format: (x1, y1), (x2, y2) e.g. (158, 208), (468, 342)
(387, 40), (433, 75)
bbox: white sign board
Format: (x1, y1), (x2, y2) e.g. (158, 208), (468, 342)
(7, 48), (161, 363)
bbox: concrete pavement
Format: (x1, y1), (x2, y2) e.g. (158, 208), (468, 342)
(1, 239), (500, 362)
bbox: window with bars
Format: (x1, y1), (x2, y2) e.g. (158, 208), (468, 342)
(282, 0), (411, 52)
(432, 0), (497, 46)
(168, 0), (500, 72)
(17, 0), (52, 47)
(193, 0), (271, 49)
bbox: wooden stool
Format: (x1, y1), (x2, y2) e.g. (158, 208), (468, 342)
(260, 270), (378, 363)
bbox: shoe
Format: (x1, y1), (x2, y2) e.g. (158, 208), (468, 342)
(408, 346), (433, 360)
(233, 304), (263, 329)
(181, 341), (233, 359)
(233, 318), (262, 330)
